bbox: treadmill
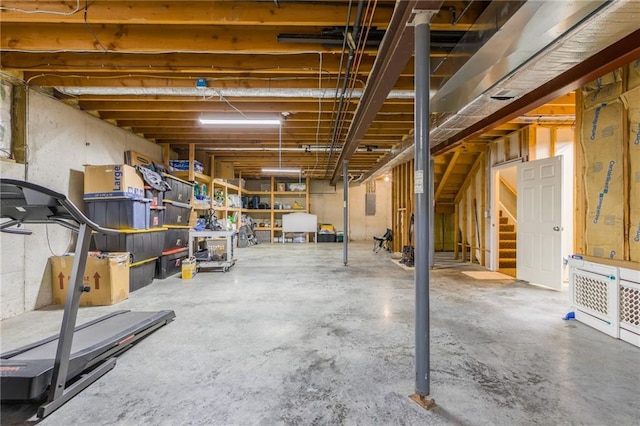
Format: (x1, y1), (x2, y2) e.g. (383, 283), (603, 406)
(0, 179), (175, 418)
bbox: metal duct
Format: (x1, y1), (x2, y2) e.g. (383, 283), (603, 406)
(430, 0), (608, 115)
(55, 86), (416, 99)
(362, 0), (640, 182)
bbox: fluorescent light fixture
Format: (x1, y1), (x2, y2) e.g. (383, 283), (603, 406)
(262, 167), (301, 174)
(199, 118), (281, 125)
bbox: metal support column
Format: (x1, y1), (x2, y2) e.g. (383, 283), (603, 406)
(411, 10), (436, 409)
(343, 160), (349, 265)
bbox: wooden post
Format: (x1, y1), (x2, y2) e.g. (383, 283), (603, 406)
(574, 90), (586, 254)
(11, 83), (27, 164)
(461, 193), (467, 262)
(188, 144), (196, 182)
(454, 203), (459, 260)
(480, 154), (487, 266)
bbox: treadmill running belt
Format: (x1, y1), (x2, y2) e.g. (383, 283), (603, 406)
(1, 310), (175, 401)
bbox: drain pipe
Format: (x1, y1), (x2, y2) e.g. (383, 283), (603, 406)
(325, 0), (365, 176)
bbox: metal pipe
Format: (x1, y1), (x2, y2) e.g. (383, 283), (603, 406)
(452, 0), (474, 26)
(414, 11), (432, 398)
(325, 0), (366, 177)
(343, 160), (349, 265)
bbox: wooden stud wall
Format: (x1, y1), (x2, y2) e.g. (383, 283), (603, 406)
(391, 159), (414, 253)
(577, 62), (638, 266)
(454, 152), (487, 264)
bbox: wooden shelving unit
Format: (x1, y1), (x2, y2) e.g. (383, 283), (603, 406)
(212, 179), (242, 230)
(243, 176), (310, 243)
(160, 146), (309, 238)
(161, 144), (214, 227)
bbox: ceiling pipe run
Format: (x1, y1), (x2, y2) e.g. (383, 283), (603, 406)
(324, 0), (366, 177)
(329, 0), (444, 185)
(54, 87), (417, 99)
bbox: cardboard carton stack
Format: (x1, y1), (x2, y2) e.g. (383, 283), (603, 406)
(83, 164), (166, 292)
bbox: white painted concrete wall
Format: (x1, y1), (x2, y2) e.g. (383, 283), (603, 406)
(0, 89), (161, 319)
(0, 160), (26, 319)
(309, 179), (391, 241)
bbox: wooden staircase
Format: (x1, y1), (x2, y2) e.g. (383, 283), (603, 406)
(498, 211), (516, 277)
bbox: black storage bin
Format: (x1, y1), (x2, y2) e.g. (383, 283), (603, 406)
(86, 198), (151, 230)
(318, 233), (336, 242)
(149, 206), (165, 228)
(129, 257), (157, 292)
(163, 200), (192, 226)
(155, 248), (189, 279)
(162, 174), (194, 203)
(164, 226), (190, 251)
(93, 228), (166, 263)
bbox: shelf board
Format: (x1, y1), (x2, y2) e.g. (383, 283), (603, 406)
(243, 190), (271, 195)
(212, 179), (240, 192)
(226, 207), (241, 212)
(273, 191), (306, 195)
(254, 226), (273, 231)
(273, 209), (307, 213)
(244, 208), (271, 212)
(172, 171), (211, 183)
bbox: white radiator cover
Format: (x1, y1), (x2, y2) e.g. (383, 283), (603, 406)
(619, 267), (640, 348)
(568, 258), (619, 338)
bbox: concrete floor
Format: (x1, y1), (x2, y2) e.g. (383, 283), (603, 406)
(1, 242), (639, 425)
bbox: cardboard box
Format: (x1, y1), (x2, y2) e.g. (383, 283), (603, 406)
(169, 160), (204, 174)
(50, 252), (130, 306)
(84, 164), (144, 200)
(124, 150), (158, 169)
(182, 257), (197, 279)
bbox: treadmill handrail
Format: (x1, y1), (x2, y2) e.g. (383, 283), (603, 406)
(0, 178), (119, 235)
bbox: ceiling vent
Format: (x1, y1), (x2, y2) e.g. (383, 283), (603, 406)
(490, 89), (521, 101)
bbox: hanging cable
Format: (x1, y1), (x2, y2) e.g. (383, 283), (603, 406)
(0, 0), (80, 15)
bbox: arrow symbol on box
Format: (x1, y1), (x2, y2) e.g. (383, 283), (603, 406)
(93, 272), (101, 290)
(58, 272), (65, 289)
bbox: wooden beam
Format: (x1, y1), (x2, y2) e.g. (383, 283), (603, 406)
(18, 72), (427, 92)
(117, 119), (413, 131)
(523, 104), (575, 116)
(95, 110), (415, 123)
(4, 52), (376, 75)
(454, 152), (485, 204)
(434, 149), (461, 201)
(0, 23), (373, 54)
(0, 1), (395, 27)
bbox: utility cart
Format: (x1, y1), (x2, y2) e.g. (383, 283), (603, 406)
(188, 229), (237, 272)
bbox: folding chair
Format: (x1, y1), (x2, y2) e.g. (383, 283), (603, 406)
(373, 228), (392, 252)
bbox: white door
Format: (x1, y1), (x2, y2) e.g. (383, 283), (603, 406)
(517, 156), (563, 290)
